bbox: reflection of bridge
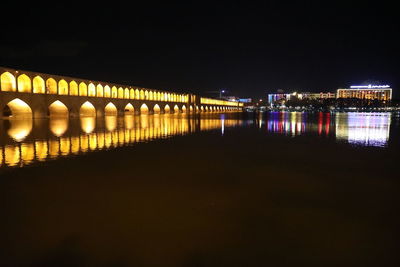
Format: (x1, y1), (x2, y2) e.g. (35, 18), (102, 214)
(0, 66), (243, 118)
(0, 115), (242, 168)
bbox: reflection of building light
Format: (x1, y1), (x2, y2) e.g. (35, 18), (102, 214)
(335, 113), (391, 147)
(80, 117), (95, 134)
(50, 117), (68, 137)
(7, 118), (33, 141)
(105, 116), (117, 132)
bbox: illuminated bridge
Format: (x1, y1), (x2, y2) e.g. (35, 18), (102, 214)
(0, 66), (243, 119)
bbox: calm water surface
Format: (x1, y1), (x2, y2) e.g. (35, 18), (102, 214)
(1, 112), (399, 266)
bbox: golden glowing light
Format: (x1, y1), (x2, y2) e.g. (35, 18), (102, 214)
(140, 103), (149, 114)
(79, 82), (88, 96)
(124, 103), (134, 115)
(46, 78), (57, 94)
(80, 101), (96, 117)
(80, 116), (96, 133)
(4, 98), (32, 118)
(70, 81), (78, 96)
(17, 74), (31, 93)
(1, 72), (16, 92)
(50, 117), (69, 137)
(7, 118), (33, 142)
(49, 100), (69, 117)
(33, 76), (45, 94)
(105, 102), (118, 116)
(58, 79), (68, 95)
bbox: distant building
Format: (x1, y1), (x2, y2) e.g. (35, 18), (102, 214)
(238, 98), (252, 103)
(336, 85), (392, 101)
(268, 91), (335, 104)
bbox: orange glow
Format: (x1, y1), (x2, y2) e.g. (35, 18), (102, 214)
(58, 79), (68, 95)
(17, 74), (31, 93)
(124, 103), (134, 115)
(1, 72), (16, 92)
(79, 82), (88, 96)
(70, 81), (78, 96)
(80, 101), (96, 117)
(153, 104), (161, 114)
(164, 104), (171, 114)
(49, 100), (69, 117)
(4, 98), (32, 118)
(140, 103), (149, 114)
(97, 84), (104, 97)
(33, 76), (45, 94)
(104, 85), (111, 97)
(105, 102), (118, 116)
(88, 83), (96, 97)
(46, 78), (57, 94)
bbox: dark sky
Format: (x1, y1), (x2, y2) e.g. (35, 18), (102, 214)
(1, 1), (398, 99)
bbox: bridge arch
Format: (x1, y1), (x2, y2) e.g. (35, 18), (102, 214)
(70, 81), (78, 96)
(17, 74), (31, 93)
(105, 102), (118, 116)
(182, 105), (187, 113)
(153, 104), (161, 114)
(190, 105), (193, 112)
(80, 101), (96, 117)
(173, 104), (179, 113)
(3, 98), (32, 118)
(33, 76), (45, 94)
(130, 89), (135, 99)
(58, 79), (68, 95)
(48, 100), (69, 117)
(124, 103), (134, 115)
(111, 86), (118, 98)
(88, 83), (96, 97)
(164, 104), (171, 114)
(140, 103), (149, 114)
(79, 82), (87, 96)
(97, 84), (104, 97)
(46, 78), (57, 94)
(1, 72), (16, 92)
(104, 85), (111, 97)
(118, 87), (124, 99)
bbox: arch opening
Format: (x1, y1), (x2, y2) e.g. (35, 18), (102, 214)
(174, 105), (180, 113)
(153, 104), (161, 114)
(69, 81), (78, 96)
(105, 102), (118, 116)
(48, 100), (69, 117)
(164, 104), (171, 114)
(124, 103), (135, 115)
(3, 98), (32, 118)
(17, 74), (31, 93)
(140, 103), (149, 115)
(33, 76), (45, 94)
(80, 101), (96, 117)
(182, 105), (187, 113)
(1, 72), (16, 92)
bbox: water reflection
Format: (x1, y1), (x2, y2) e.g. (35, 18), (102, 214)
(264, 111), (391, 147)
(49, 117), (68, 137)
(335, 112), (391, 147)
(1, 112), (394, 168)
(1, 114), (242, 168)
(7, 118), (33, 142)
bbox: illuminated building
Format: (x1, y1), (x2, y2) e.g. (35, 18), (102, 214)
(268, 91), (335, 103)
(336, 85), (392, 101)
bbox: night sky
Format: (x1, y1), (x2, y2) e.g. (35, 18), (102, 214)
(1, 2), (398, 99)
